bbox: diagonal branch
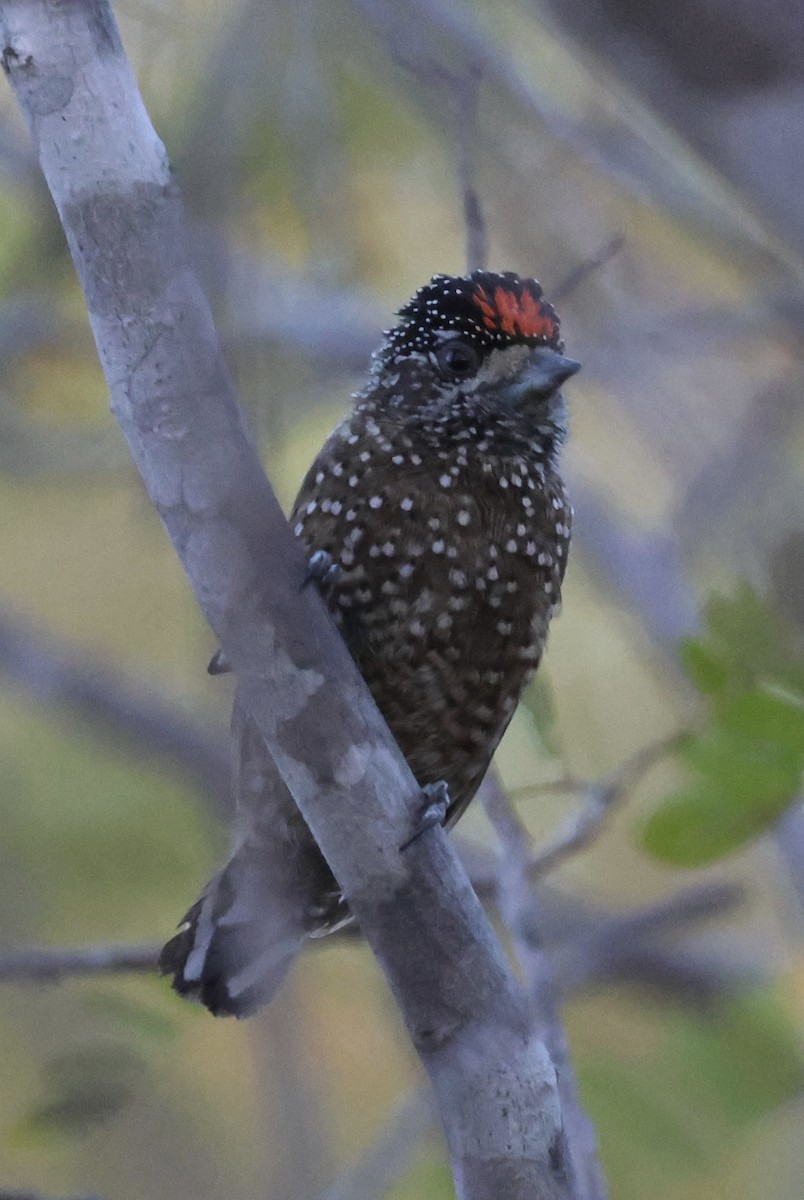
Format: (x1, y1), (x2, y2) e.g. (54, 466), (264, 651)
(550, 235), (625, 304)
(520, 733), (686, 880)
(0, 4), (575, 1197)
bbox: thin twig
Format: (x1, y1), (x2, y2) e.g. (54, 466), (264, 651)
(550, 234), (625, 303)
(525, 733), (685, 880)
(0, 877), (749, 1027)
(590, 943), (755, 1006)
(350, 3), (488, 274)
(318, 1088), (434, 1200)
(455, 63), (486, 273)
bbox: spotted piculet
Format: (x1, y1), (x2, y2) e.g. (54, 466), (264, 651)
(160, 270), (579, 1016)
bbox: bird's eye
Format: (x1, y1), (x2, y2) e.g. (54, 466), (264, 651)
(435, 340), (480, 380)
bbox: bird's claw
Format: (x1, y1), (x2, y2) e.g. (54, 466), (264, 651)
(209, 550), (339, 675)
(207, 648), (232, 676)
(302, 549), (340, 591)
(400, 781), (450, 850)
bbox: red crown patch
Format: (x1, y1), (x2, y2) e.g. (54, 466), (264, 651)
(473, 283), (559, 343)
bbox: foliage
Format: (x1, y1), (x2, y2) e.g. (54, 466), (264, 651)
(581, 990), (804, 1200)
(643, 586), (804, 865)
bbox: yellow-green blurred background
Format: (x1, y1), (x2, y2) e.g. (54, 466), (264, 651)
(0, 0), (803, 1197)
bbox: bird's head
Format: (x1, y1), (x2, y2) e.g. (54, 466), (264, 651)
(369, 270), (580, 448)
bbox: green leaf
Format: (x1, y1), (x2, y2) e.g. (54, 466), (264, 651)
(645, 588), (804, 865)
(679, 638), (730, 695)
(704, 586), (786, 680)
(720, 690), (804, 765)
(521, 674), (562, 756)
(578, 989), (803, 1200)
(681, 725), (802, 798)
(642, 779), (795, 866)
(579, 1062), (708, 1193)
(663, 993), (804, 1127)
(696, 585), (804, 697)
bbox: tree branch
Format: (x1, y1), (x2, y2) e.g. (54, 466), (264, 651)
(483, 775), (608, 1200)
(0, 1194), (104, 1200)
(0, 942), (160, 983)
(0, 877), (747, 997)
(0, 4), (574, 1196)
(550, 881), (747, 997)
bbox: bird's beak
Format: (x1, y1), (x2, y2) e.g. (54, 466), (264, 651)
(523, 346), (581, 394)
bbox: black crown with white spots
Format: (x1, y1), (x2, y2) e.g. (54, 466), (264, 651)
(382, 270), (564, 361)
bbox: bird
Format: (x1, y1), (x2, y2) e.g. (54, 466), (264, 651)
(160, 269), (579, 1016)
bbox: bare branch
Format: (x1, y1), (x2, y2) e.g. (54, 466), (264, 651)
(775, 801), (804, 922)
(0, 1193), (104, 1200)
(552, 881), (747, 997)
(0, 5), (575, 1196)
(354, 0), (804, 279)
(587, 943), (755, 1006)
(255, 980), (335, 1200)
(0, 943), (160, 983)
(460, 835), (748, 988)
(0, 875), (749, 1037)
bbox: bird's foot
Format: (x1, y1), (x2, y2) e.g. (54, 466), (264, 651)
(302, 549), (340, 592)
(400, 781), (450, 850)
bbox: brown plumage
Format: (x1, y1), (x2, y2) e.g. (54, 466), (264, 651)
(161, 270), (579, 1015)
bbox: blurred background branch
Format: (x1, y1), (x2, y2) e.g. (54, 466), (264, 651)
(0, 945), (160, 985)
(0, 610), (229, 808)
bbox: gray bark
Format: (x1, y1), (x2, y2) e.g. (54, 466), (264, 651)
(0, 2), (576, 1195)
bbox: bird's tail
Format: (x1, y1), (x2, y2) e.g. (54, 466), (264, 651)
(161, 688), (348, 1017)
(159, 842), (309, 1016)
(160, 836), (349, 1018)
